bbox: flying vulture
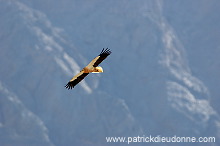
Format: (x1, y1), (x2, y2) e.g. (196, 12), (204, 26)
(65, 48), (111, 89)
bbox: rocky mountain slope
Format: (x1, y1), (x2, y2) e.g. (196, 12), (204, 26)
(0, 0), (219, 145)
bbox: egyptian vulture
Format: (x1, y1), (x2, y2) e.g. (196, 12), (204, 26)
(65, 48), (111, 89)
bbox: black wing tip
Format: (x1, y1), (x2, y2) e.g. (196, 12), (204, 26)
(65, 82), (75, 90)
(100, 48), (111, 56)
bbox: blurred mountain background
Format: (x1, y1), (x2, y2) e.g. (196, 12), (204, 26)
(0, 0), (220, 145)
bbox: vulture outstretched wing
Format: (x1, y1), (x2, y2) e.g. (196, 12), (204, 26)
(93, 48), (111, 67)
(65, 71), (89, 89)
